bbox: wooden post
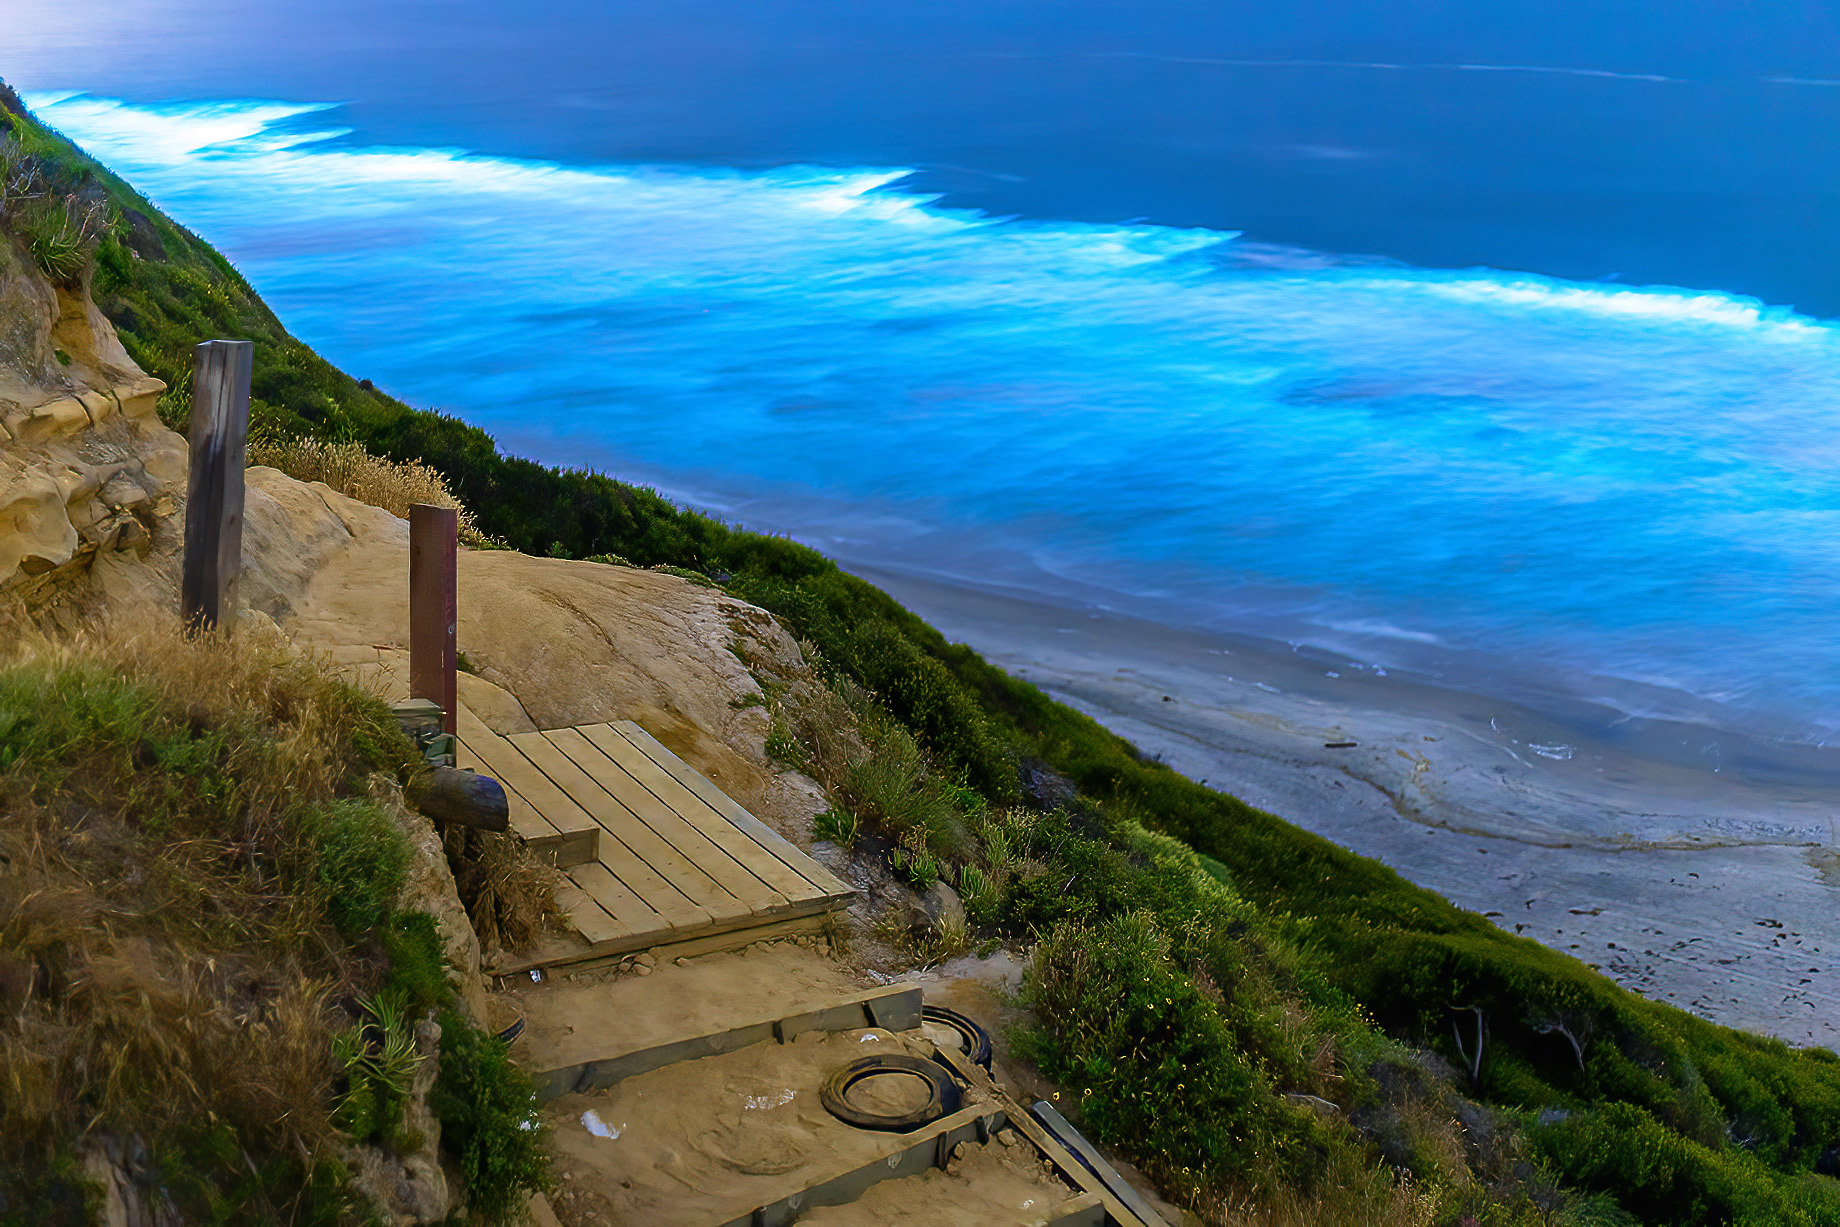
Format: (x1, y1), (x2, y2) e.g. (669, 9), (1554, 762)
(409, 504), (458, 735)
(181, 339), (253, 634)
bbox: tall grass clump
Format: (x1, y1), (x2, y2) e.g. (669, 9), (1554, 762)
(0, 613), (549, 1222)
(248, 434), (489, 545)
(0, 132), (110, 284)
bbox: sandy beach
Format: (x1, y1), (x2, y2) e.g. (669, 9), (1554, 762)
(854, 564), (1840, 1050)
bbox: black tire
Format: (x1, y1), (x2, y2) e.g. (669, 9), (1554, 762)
(922, 1005), (993, 1070)
(820, 1055), (963, 1132)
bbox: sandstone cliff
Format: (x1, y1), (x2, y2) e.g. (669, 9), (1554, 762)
(0, 231), (181, 609)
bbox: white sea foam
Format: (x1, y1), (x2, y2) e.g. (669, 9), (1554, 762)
(1413, 277), (1824, 337)
(1085, 53), (1685, 84)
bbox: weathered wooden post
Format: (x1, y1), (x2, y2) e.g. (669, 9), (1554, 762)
(409, 503), (458, 736)
(181, 339), (253, 634)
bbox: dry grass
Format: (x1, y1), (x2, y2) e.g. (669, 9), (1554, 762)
(0, 609), (416, 1217)
(445, 827), (559, 955)
(1216, 1148), (1443, 1227)
(248, 435), (489, 546)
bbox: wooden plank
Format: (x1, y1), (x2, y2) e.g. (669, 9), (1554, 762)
(775, 986), (921, 1042)
(459, 718), (601, 847)
(535, 985), (926, 1103)
(1030, 1101), (1170, 1227)
(520, 728), (726, 927)
(568, 861), (666, 933)
(180, 339), (252, 634)
(574, 724), (823, 906)
(615, 721), (855, 899)
(457, 740), (556, 844)
(728, 1104), (1005, 1227)
(487, 902), (840, 978)
(540, 727), (788, 918)
(1047, 1193), (1105, 1227)
(551, 877), (628, 946)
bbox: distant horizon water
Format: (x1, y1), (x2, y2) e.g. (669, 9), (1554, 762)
(25, 89), (1840, 776)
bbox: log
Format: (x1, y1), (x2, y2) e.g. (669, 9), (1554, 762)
(410, 767), (510, 832)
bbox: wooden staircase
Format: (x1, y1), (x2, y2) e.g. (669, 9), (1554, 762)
(456, 707), (855, 973)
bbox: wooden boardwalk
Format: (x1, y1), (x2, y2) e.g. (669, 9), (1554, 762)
(456, 708), (855, 972)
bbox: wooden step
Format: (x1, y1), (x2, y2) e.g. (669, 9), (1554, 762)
(459, 708), (855, 976)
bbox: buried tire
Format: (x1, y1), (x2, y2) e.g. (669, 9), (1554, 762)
(820, 1055), (963, 1132)
(921, 1005), (993, 1070)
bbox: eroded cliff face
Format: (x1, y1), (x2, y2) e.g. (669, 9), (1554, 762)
(0, 235), (184, 609)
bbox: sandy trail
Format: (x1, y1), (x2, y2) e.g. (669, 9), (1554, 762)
(543, 1026), (999, 1224)
(793, 1141), (1076, 1227)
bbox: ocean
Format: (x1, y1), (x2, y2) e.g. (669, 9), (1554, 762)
(10, 0), (1840, 781)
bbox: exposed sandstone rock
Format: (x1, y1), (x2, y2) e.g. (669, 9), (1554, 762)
(0, 234), (182, 605)
(342, 1016), (454, 1226)
(239, 466), (829, 842)
(77, 1134), (180, 1227)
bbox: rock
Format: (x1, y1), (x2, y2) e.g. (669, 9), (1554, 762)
(345, 1018), (453, 1225)
(917, 881), (966, 934)
(633, 951), (656, 968)
(1021, 761), (1080, 811)
(78, 1134), (178, 1227)
(385, 785), (490, 1023)
(0, 233), (180, 603)
(633, 962), (653, 976)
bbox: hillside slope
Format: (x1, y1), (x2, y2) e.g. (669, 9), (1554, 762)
(7, 81), (1840, 1225)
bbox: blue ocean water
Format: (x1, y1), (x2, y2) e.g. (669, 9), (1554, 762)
(27, 91), (1840, 749)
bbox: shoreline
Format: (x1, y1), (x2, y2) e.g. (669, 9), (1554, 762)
(852, 562), (1840, 1048)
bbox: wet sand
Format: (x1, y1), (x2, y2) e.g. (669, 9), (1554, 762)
(856, 564), (1840, 1049)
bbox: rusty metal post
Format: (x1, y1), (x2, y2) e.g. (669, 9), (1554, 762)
(181, 339), (253, 634)
(409, 503), (458, 735)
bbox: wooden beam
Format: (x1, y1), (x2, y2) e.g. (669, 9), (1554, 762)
(409, 504), (458, 734)
(180, 340), (252, 634)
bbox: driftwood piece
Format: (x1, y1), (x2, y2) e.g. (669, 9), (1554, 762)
(410, 767), (509, 832)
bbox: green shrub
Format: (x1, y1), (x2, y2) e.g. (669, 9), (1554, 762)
(1015, 913), (1327, 1203)
(298, 799), (411, 936)
(381, 910), (451, 1014)
(1534, 1102), (1840, 1226)
(431, 1010), (550, 1224)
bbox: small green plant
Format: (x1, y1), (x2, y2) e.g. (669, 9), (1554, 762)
(891, 829), (941, 889)
(813, 807), (859, 847)
(333, 992), (424, 1151)
(53, 347), (70, 366)
(764, 714), (807, 770)
(381, 911), (452, 1014)
(956, 863), (999, 924)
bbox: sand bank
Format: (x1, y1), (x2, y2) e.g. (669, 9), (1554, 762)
(856, 565), (1840, 1049)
